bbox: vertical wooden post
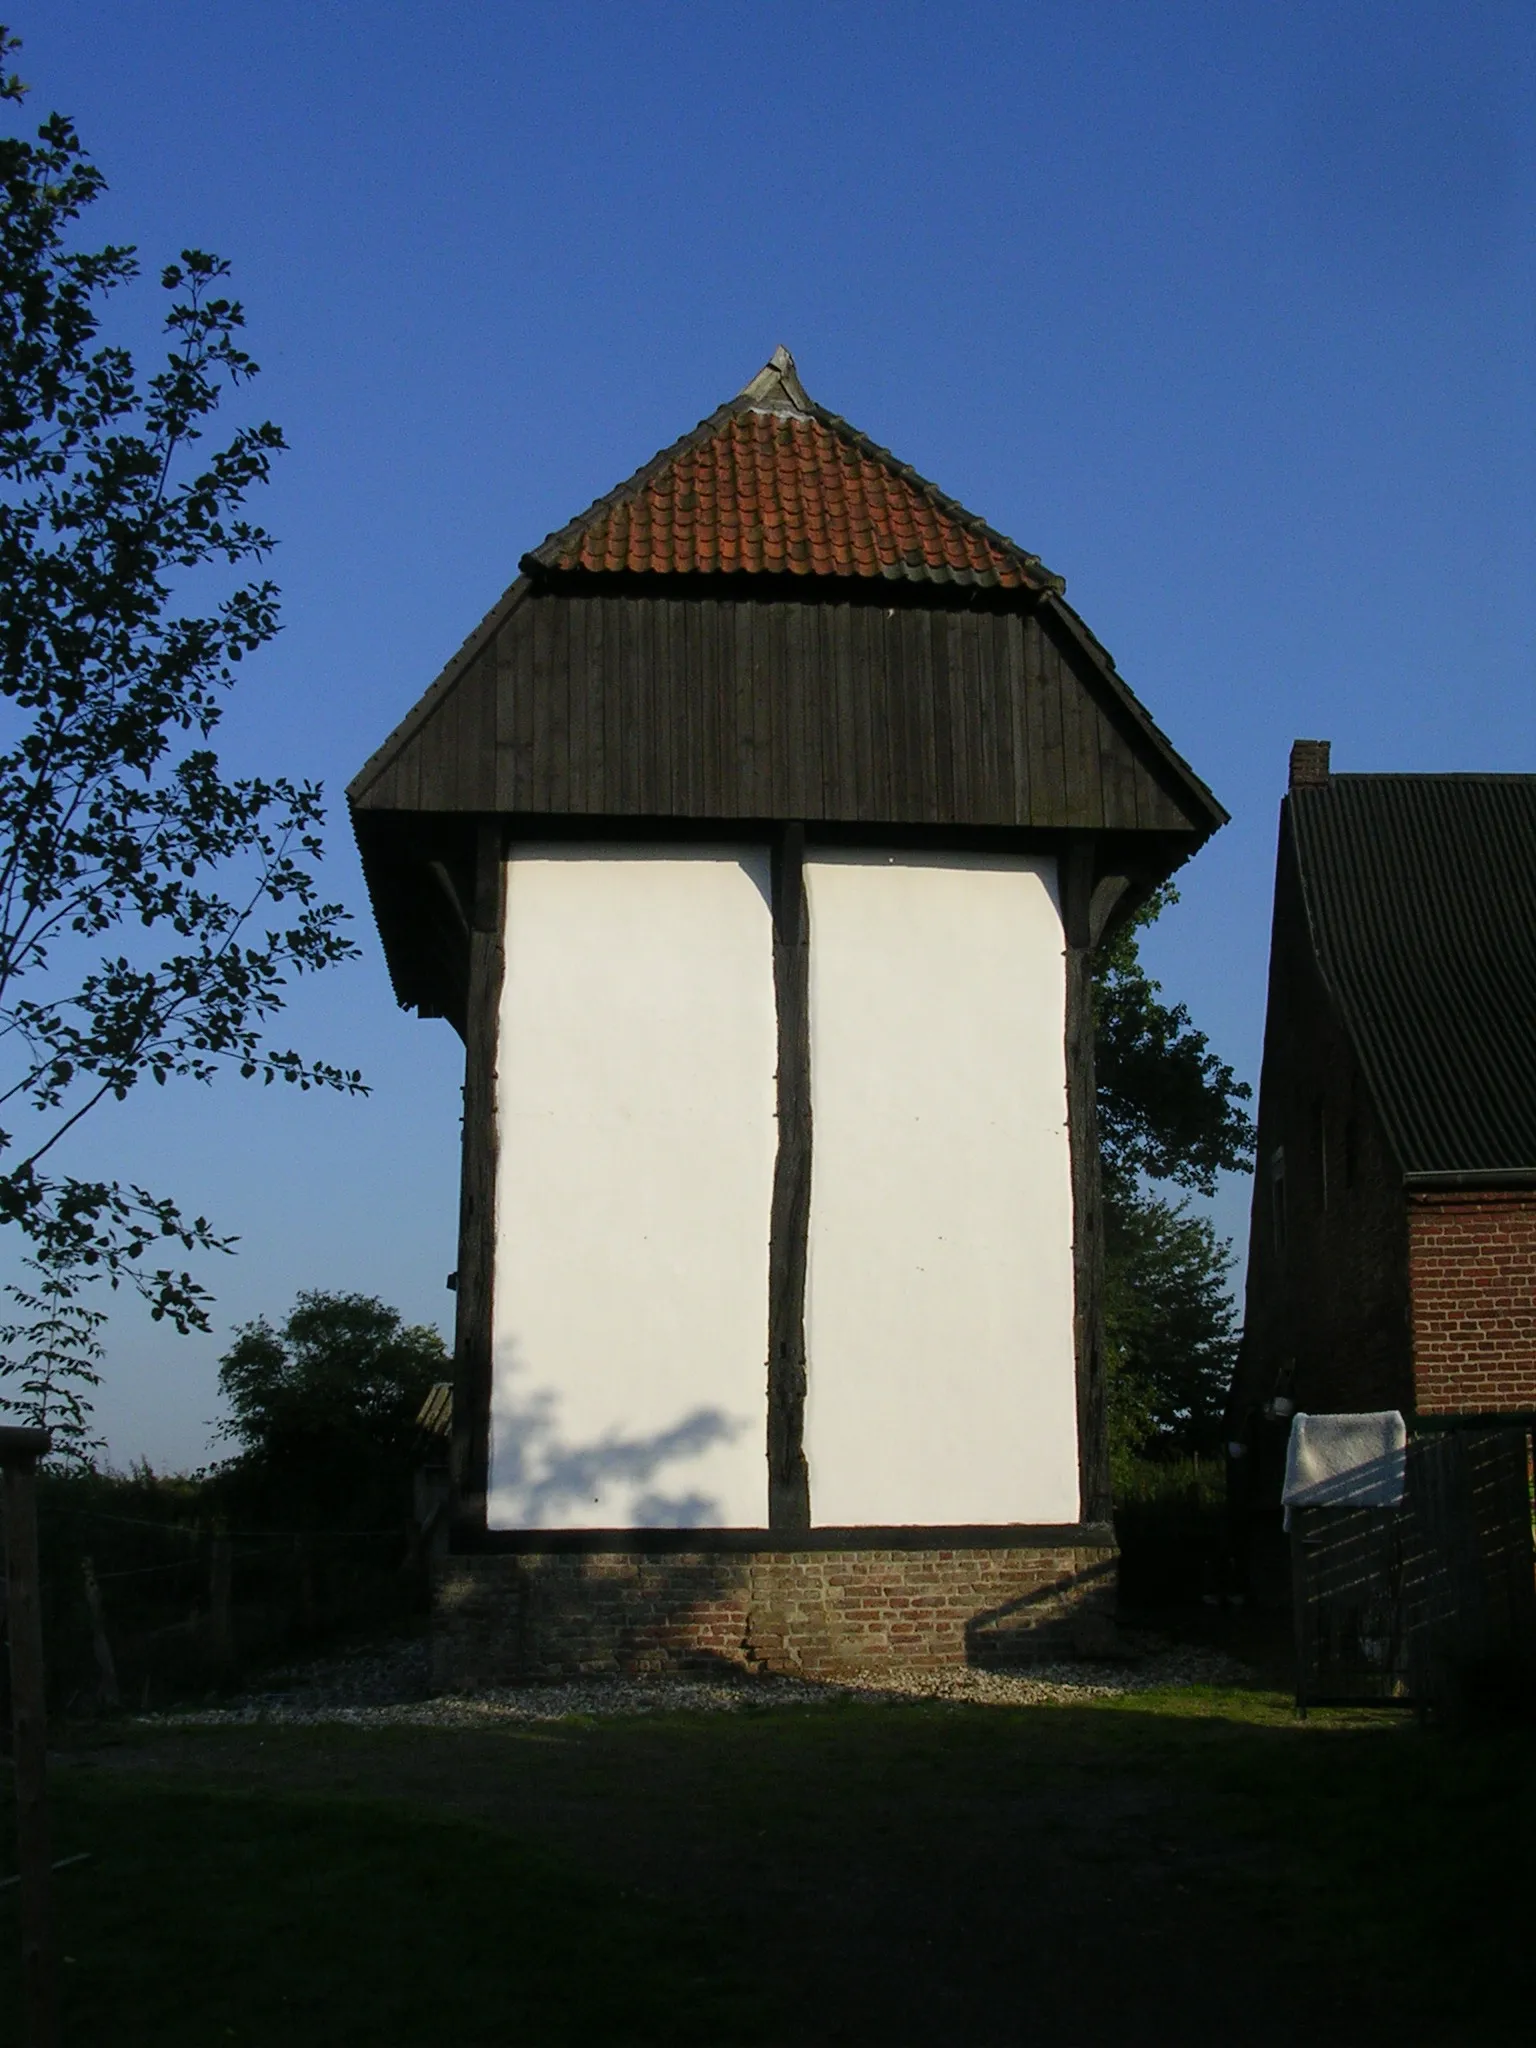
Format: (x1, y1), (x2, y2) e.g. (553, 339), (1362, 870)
(80, 1557), (120, 1712)
(451, 818), (506, 1544)
(1062, 844), (1127, 1531)
(0, 1424), (56, 2048)
(767, 824), (812, 1531)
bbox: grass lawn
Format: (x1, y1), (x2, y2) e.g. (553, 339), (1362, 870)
(1, 1683), (1531, 2046)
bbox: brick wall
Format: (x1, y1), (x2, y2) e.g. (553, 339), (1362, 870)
(1410, 1191), (1536, 1414)
(433, 1543), (1117, 1688)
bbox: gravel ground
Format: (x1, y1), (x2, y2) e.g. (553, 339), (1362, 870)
(139, 1635), (1253, 1729)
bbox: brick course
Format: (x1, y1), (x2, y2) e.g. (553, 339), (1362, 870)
(433, 1544), (1117, 1688)
(1410, 1191), (1536, 1413)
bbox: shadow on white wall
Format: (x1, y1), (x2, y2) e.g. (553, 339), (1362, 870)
(487, 1351), (746, 1528)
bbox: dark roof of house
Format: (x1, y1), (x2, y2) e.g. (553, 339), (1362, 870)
(522, 347), (1062, 593)
(1291, 774), (1536, 1178)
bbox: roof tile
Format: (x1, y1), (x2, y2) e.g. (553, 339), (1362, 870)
(524, 351), (1062, 595)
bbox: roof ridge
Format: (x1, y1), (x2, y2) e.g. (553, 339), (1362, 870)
(1304, 771), (1536, 785)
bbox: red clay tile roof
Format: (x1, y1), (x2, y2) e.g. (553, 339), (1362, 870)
(523, 349), (1062, 595)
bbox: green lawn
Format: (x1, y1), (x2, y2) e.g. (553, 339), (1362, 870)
(1, 1773), (747, 2047)
(1, 1684), (1530, 2046)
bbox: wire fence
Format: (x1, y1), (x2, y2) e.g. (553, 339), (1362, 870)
(0, 1474), (438, 1718)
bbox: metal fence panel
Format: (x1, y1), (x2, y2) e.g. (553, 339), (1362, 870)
(1292, 1427), (1535, 1712)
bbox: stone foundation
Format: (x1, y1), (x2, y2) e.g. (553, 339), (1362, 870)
(433, 1540), (1118, 1687)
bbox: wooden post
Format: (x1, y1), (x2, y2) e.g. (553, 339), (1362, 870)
(0, 1424), (56, 2048)
(451, 818), (506, 1544)
(767, 823), (812, 1530)
(80, 1557), (120, 1712)
(1062, 842), (1113, 1528)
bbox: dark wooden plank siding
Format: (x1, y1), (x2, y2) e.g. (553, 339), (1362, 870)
(1002, 613), (1030, 822)
(417, 658), (448, 806)
(750, 599), (776, 817)
(574, 591), (602, 813)
(504, 601), (537, 811)
(644, 596), (669, 821)
(939, 612), (964, 826)
(614, 594), (640, 815)
(829, 596), (856, 821)
(468, 643), (497, 809)
(491, 618), (515, 812)
(764, 589), (789, 819)
(943, 606), (970, 826)
(792, 601), (823, 820)
(357, 590), (1211, 835)
(599, 588), (625, 816)
(850, 603), (878, 819)
(1023, 610), (1057, 827)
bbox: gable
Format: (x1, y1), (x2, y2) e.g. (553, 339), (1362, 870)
(350, 583), (1217, 836)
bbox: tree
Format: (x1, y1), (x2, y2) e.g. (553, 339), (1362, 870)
(0, 30), (359, 1432)
(215, 1292), (447, 1529)
(1095, 886), (1254, 1207)
(1095, 886), (1254, 1462)
(1102, 1194), (1237, 1459)
(0, 1256), (104, 1463)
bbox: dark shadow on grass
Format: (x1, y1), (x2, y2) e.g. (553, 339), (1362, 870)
(61, 1693), (1536, 2048)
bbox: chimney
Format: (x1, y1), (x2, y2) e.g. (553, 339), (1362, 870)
(1289, 738), (1331, 790)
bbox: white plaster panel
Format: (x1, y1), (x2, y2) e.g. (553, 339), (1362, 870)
(488, 846), (775, 1529)
(802, 852), (1080, 1526)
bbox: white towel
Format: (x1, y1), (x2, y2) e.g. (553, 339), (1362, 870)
(1282, 1411), (1407, 1529)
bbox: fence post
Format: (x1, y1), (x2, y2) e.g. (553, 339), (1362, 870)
(80, 1557), (120, 1712)
(0, 1425), (55, 2048)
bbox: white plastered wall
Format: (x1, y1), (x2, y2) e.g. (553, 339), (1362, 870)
(487, 846), (776, 1529)
(801, 851), (1080, 1526)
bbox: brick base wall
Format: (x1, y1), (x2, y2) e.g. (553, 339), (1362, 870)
(433, 1543), (1118, 1687)
(1410, 1191), (1536, 1414)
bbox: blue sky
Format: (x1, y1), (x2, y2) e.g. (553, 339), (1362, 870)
(9, 2), (1535, 1467)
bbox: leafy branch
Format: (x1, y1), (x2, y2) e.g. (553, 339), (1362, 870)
(0, 27), (360, 1414)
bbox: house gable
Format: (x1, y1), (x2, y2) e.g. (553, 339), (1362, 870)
(349, 582), (1216, 834)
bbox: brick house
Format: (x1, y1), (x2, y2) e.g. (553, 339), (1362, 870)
(350, 349), (1226, 1679)
(1230, 741), (1536, 1506)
